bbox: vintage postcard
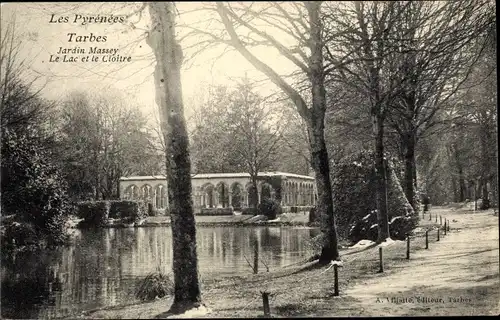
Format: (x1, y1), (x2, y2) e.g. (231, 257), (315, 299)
(1, 2), (498, 319)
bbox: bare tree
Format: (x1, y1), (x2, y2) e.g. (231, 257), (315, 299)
(384, 0), (494, 210)
(184, 1), (342, 263)
(329, 2), (409, 242)
(225, 77), (287, 207)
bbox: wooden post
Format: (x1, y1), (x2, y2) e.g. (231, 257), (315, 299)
(440, 216), (442, 225)
(444, 221), (447, 235)
(437, 228), (440, 241)
(261, 291), (271, 317)
(447, 220), (450, 232)
(334, 264), (339, 296)
(253, 241), (259, 274)
(406, 235), (410, 259)
(378, 247), (384, 273)
(425, 230), (429, 249)
(429, 212), (432, 221)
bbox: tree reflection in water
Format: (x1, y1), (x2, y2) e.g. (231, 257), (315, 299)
(1, 226), (318, 319)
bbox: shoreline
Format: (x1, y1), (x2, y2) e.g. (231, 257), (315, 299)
(68, 207), (499, 318)
(72, 211), (316, 229)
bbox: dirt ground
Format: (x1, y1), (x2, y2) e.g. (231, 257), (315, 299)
(72, 206), (499, 319)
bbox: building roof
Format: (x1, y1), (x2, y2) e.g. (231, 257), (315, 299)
(120, 171), (314, 181)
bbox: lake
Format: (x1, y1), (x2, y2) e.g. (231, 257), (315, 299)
(1, 226), (320, 319)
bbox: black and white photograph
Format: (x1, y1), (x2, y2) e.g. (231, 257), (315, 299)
(0, 1), (498, 318)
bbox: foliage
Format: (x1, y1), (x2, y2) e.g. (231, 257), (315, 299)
(330, 150), (416, 241)
(77, 201), (110, 227)
(258, 198), (281, 220)
(77, 200), (147, 227)
(1, 116), (70, 246)
(135, 270), (173, 302)
(109, 200), (148, 220)
(308, 206), (317, 224)
(241, 207), (258, 215)
(58, 90), (163, 201)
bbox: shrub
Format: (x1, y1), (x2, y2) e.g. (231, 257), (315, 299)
(2, 222), (39, 247)
(199, 207), (233, 216)
(331, 150), (417, 242)
(109, 200), (147, 221)
(77, 201), (110, 227)
(135, 271), (173, 301)
(258, 198), (281, 220)
(1, 119), (71, 247)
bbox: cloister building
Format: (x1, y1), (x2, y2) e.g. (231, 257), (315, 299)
(119, 172), (317, 214)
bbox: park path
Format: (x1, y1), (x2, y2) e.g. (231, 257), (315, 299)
(340, 207), (500, 316)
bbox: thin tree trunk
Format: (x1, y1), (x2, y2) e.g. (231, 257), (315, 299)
(403, 132), (417, 210)
(309, 125), (340, 263)
(451, 174), (458, 203)
(250, 175), (258, 209)
(373, 113), (390, 242)
(147, 2), (201, 313)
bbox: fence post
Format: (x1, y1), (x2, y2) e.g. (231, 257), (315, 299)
(253, 241), (259, 274)
(447, 220), (450, 232)
(437, 228), (440, 241)
(425, 230), (429, 249)
(406, 235), (410, 259)
(429, 212), (432, 221)
(261, 291), (271, 317)
(444, 220), (447, 235)
(334, 264), (339, 296)
(440, 216), (442, 225)
(378, 247), (384, 273)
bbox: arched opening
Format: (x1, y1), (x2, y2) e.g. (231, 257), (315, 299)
(202, 183), (215, 208)
(154, 184), (167, 209)
(124, 185), (138, 200)
(216, 182), (229, 208)
(141, 184), (153, 203)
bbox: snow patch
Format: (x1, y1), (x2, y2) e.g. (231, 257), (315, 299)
(362, 214), (371, 221)
(376, 238), (402, 247)
(167, 305), (211, 318)
(390, 216), (402, 224)
(350, 239), (375, 248)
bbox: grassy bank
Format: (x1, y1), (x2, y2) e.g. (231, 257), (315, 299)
(69, 206), (499, 318)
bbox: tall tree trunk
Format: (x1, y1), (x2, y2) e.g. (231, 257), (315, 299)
(308, 1), (340, 263)
(373, 113), (390, 242)
(249, 175), (258, 208)
(453, 147), (466, 202)
(147, 2), (201, 313)
(403, 131), (417, 210)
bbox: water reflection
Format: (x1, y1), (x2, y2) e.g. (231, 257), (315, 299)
(1, 226), (317, 319)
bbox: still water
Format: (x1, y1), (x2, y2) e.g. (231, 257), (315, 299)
(1, 226), (319, 319)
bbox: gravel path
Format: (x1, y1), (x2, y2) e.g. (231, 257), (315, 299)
(342, 207), (499, 316)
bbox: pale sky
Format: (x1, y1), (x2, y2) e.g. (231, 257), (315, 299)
(0, 2), (302, 124)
